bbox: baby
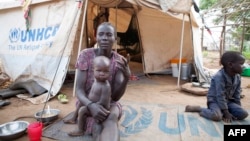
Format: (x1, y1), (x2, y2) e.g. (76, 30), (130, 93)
(68, 56), (111, 136)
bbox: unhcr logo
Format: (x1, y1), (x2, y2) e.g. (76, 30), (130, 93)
(9, 28), (20, 43)
(9, 25), (60, 43)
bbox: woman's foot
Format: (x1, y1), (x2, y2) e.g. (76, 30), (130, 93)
(185, 105), (201, 112)
(68, 130), (85, 136)
(63, 118), (76, 124)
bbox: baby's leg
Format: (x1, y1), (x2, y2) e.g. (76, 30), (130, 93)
(99, 91), (111, 110)
(68, 106), (89, 136)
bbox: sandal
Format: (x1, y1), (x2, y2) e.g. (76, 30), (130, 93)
(57, 94), (69, 104)
(0, 100), (11, 107)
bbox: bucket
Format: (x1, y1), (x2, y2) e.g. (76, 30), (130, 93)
(181, 63), (190, 80)
(171, 62), (190, 79)
(241, 67), (250, 77)
(171, 63), (178, 77)
(170, 58), (187, 64)
(171, 58), (187, 78)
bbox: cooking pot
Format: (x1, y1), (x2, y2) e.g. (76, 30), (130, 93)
(34, 109), (60, 123)
(0, 121), (29, 140)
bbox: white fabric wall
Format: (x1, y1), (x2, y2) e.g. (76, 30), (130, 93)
(0, 0), (81, 98)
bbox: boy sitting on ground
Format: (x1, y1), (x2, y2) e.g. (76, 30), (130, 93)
(185, 51), (248, 123)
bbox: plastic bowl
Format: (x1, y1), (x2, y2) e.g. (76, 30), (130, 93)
(0, 121), (29, 140)
(34, 109), (60, 123)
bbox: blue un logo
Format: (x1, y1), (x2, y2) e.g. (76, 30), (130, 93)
(9, 28), (20, 43)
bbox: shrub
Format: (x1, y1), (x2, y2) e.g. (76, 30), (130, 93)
(243, 51), (250, 60)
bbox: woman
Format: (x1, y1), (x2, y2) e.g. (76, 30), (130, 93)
(65, 22), (130, 141)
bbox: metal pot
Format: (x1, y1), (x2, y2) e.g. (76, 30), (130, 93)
(34, 109), (60, 123)
(0, 121), (29, 140)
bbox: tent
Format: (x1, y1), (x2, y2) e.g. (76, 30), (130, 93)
(0, 0), (207, 103)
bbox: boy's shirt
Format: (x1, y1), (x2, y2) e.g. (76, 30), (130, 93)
(207, 68), (241, 110)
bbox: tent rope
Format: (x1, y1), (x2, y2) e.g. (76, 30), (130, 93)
(73, 0), (89, 97)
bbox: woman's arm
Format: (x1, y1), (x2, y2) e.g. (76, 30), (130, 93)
(75, 69), (91, 106)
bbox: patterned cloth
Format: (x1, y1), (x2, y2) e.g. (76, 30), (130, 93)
(85, 102), (123, 134)
(75, 48), (126, 94)
(75, 48), (126, 134)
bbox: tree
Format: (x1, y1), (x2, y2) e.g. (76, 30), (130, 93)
(199, 0), (218, 10)
(199, 0), (250, 53)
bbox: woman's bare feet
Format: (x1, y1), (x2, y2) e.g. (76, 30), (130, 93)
(63, 118), (76, 124)
(68, 130), (85, 136)
(185, 105), (201, 112)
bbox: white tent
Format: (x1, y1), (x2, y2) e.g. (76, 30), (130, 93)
(0, 0), (207, 103)
(75, 0), (207, 85)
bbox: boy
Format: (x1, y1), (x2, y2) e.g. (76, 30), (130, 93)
(185, 51), (248, 123)
(67, 56), (111, 136)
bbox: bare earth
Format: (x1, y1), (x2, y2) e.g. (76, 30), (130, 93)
(0, 51), (250, 141)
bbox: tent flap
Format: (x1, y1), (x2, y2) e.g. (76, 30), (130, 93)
(126, 0), (192, 13)
(0, 0), (81, 100)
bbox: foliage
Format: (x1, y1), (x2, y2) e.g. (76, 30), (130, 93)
(199, 0), (218, 10)
(243, 51), (250, 60)
(202, 51), (208, 57)
(199, 0), (250, 46)
(230, 25), (250, 42)
(200, 0), (250, 23)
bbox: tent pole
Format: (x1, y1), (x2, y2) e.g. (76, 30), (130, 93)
(114, 1), (118, 52)
(73, 0), (88, 97)
(177, 14), (185, 88)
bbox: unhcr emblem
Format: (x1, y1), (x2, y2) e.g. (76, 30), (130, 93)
(8, 25), (60, 43)
(9, 28), (20, 43)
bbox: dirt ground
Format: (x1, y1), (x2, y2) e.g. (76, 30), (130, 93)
(1, 51), (250, 141)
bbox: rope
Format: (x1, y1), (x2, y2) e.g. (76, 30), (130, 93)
(41, 1), (82, 119)
(73, 0), (89, 97)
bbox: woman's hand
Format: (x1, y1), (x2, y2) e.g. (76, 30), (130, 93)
(88, 103), (110, 122)
(116, 56), (131, 79)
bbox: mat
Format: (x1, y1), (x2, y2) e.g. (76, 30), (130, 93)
(42, 101), (250, 141)
(181, 83), (208, 96)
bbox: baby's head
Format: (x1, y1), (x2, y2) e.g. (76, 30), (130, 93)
(93, 56), (110, 81)
(220, 51), (245, 75)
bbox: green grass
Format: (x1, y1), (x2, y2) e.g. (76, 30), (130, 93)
(243, 51), (250, 60)
(202, 51), (208, 57)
